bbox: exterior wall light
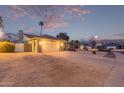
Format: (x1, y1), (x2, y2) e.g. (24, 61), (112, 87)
(39, 41), (42, 45)
(61, 43), (63, 46)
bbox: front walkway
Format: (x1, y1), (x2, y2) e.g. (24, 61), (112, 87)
(104, 52), (124, 87)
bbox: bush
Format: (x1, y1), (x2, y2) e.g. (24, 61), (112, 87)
(0, 41), (15, 53)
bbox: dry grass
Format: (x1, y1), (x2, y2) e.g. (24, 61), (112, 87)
(0, 53), (110, 87)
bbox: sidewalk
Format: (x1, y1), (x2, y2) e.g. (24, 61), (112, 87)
(104, 52), (124, 87)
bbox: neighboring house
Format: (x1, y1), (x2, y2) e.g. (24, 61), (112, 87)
(22, 33), (66, 53)
(96, 39), (124, 50)
(101, 43), (120, 50)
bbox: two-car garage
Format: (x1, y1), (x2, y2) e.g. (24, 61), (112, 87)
(21, 34), (66, 53)
(31, 39), (65, 53)
(41, 41), (61, 52)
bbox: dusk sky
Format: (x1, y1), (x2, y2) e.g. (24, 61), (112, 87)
(0, 5), (124, 40)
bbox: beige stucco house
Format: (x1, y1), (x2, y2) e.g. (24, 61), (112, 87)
(23, 34), (67, 53)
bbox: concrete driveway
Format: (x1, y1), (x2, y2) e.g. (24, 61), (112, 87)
(0, 51), (123, 87)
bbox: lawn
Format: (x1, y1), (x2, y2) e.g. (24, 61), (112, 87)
(0, 52), (112, 87)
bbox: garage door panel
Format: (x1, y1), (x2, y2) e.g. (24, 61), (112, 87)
(42, 42), (60, 52)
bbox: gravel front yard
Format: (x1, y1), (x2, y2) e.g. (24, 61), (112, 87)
(0, 52), (112, 87)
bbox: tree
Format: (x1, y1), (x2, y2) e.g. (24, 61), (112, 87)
(39, 21), (44, 36)
(74, 40), (81, 49)
(0, 16), (3, 29)
(89, 40), (96, 48)
(69, 40), (81, 50)
(0, 16), (4, 40)
(56, 32), (69, 41)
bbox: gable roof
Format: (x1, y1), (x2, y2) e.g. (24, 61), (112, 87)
(23, 33), (64, 41)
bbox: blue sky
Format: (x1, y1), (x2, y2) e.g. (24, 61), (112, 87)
(0, 5), (124, 40)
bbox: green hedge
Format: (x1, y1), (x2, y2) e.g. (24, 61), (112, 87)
(0, 41), (15, 53)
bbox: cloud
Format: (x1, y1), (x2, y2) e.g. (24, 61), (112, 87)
(43, 22), (67, 31)
(10, 6), (29, 20)
(10, 6), (37, 20)
(9, 5), (93, 31)
(43, 6), (93, 30)
(65, 6), (92, 16)
(20, 24), (34, 33)
(43, 19), (67, 31)
(43, 14), (67, 31)
(25, 27), (34, 32)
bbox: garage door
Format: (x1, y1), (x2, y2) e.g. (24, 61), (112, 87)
(42, 41), (60, 52)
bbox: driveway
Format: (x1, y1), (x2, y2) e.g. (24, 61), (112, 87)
(45, 51), (124, 87)
(0, 51), (123, 87)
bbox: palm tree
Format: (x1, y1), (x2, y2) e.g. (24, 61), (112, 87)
(0, 16), (3, 29)
(39, 21), (44, 36)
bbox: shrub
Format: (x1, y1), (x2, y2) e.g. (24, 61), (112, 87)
(0, 41), (15, 53)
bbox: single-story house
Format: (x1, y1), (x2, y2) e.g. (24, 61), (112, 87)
(15, 32), (67, 53)
(96, 39), (124, 50)
(23, 34), (67, 53)
(101, 43), (120, 50)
